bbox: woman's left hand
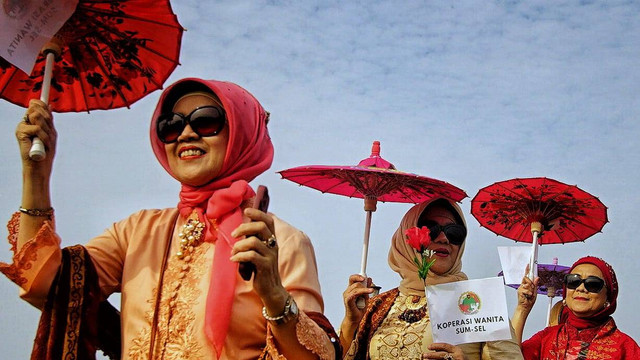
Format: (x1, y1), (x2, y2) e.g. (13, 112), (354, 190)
(230, 208), (289, 311)
(423, 343), (466, 360)
(517, 264), (540, 313)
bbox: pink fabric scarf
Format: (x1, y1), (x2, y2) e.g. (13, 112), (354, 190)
(151, 78), (274, 356)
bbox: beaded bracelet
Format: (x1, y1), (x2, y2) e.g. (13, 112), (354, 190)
(19, 206), (54, 217)
(262, 295), (291, 322)
(261, 295), (299, 325)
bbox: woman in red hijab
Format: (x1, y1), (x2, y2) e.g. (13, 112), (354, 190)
(513, 256), (639, 359)
(2, 78), (337, 359)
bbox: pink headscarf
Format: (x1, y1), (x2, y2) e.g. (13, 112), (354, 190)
(388, 197), (468, 296)
(562, 256), (618, 329)
(150, 78), (274, 356)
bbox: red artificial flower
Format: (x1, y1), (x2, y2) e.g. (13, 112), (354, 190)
(405, 226), (436, 281)
(405, 226), (431, 252)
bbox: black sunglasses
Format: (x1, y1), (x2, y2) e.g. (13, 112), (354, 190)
(564, 273), (606, 293)
(423, 221), (467, 246)
(156, 105), (226, 143)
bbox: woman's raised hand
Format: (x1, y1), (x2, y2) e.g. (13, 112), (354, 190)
(17, 99), (57, 173)
(511, 264), (540, 343)
(16, 99), (57, 248)
(339, 274), (374, 350)
(343, 274), (374, 323)
(517, 264), (540, 312)
(230, 208), (288, 311)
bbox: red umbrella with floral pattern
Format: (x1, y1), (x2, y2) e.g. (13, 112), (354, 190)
(279, 141), (467, 277)
(0, 0), (183, 159)
(472, 177), (607, 279)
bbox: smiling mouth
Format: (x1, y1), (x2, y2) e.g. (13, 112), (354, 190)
(433, 248), (450, 256)
(573, 297), (589, 301)
(179, 148), (205, 158)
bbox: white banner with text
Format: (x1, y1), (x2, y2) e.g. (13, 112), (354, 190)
(426, 277), (512, 345)
(0, 0), (78, 74)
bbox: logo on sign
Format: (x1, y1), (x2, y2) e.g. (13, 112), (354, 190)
(458, 291), (481, 315)
(3, 0), (28, 19)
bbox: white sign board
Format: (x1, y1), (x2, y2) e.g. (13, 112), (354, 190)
(426, 277), (512, 345)
(0, 0), (78, 74)
(497, 245), (531, 285)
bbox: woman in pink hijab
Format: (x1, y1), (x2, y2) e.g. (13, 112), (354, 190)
(2, 78), (337, 360)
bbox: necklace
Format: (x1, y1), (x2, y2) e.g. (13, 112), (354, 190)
(399, 295), (427, 323)
(176, 217), (205, 260)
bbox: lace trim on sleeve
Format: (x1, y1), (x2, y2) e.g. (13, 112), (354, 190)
(0, 212), (59, 286)
(262, 311), (335, 360)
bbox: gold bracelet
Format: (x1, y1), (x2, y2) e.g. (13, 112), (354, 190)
(19, 207), (54, 217)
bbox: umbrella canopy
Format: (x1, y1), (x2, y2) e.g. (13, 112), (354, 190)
(472, 177), (607, 280)
(500, 261), (570, 297)
(471, 177), (608, 245)
(499, 258), (570, 326)
(279, 141), (467, 283)
(0, 0), (183, 113)
(279, 141), (468, 205)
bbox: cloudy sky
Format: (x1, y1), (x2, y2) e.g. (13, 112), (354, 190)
(1, 1), (639, 357)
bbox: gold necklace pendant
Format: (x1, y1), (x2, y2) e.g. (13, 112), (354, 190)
(399, 295), (428, 323)
(404, 295), (427, 310)
(176, 218), (205, 260)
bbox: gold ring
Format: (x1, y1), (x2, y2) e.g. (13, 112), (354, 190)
(443, 354), (454, 360)
(266, 234), (277, 248)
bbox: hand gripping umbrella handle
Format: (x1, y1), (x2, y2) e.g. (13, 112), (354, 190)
(29, 47), (58, 161)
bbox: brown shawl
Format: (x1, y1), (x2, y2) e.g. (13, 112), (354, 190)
(31, 245), (121, 360)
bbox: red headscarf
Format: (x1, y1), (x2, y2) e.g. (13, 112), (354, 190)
(562, 256), (618, 329)
(150, 78), (274, 356)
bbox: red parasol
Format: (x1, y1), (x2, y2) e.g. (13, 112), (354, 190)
(472, 177), (607, 279)
(499, 257), (569, 326)
(0, 0), (183, 159)
(279, 140), (467, 277)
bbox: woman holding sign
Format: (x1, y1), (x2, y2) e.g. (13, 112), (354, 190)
(514, 256), (639, 359)
(1, 78), (338, 359)
(339, 197), (522, 360)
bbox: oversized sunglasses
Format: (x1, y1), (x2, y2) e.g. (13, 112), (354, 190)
(564, 273), (606, 293)
(156, 105), (226, 143)
(423, 221), (467, 246)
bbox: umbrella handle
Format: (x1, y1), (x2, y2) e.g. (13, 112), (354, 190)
(528, 222), (542, 280)
(356, 209), (374, 309)
(359, 209), (373, 277)
(29, 50), (57, 161)
(546, 297), (553, 326)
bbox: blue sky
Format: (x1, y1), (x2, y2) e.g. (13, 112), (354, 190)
(1, 1), (639, 357)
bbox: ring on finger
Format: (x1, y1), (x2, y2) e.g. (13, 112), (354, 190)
(265, 234), (277, 248)
(22, 114), (30, 124)
(444, 354), (454, 360)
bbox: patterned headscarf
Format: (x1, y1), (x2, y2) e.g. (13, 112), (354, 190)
(150, 78), (274, 356)
(388, 197), (468, 296)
